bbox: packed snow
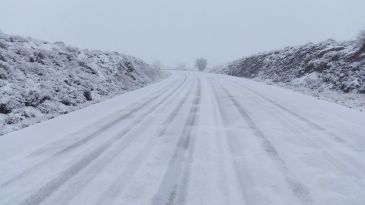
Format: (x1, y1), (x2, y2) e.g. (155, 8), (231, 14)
(0, 71), (364, 205)
(0, 31), (162, 135)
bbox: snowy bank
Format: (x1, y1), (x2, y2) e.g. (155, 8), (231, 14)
(0, 31), (162, 135)
(211, 39), (365, 111)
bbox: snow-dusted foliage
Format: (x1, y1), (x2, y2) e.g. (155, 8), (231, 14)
(211, 39), (365, 110)
(0, 31), (161, 135)
(219, 40), (365, 94)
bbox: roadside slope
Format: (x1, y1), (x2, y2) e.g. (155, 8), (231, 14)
(0, 31), (162, 135)
(211, 39), (365, 110)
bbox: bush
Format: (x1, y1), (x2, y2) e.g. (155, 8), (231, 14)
(24, 91), (51, 107)
(83, 90), (93, 101)
(0, 103), (12, 114)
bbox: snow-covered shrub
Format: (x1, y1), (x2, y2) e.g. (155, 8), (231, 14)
(83, 90), (93, 101)
(0, 103), (11, 114)
(0, 31), (162, 135)
(9, 35), (29, 43)
(214, 39), (365, 94)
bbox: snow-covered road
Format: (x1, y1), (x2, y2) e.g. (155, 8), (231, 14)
(1, 71), (365, 205)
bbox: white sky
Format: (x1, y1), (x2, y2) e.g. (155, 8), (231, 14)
(1, 0), (364, 67)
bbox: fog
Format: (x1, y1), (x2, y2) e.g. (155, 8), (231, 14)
(1, 0), (364, 67)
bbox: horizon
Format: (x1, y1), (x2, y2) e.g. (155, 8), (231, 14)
(1, 0), (364, 67)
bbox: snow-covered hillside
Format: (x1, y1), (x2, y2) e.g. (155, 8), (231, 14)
(0, 31), (162, 135)
(212, 39), (365, 110)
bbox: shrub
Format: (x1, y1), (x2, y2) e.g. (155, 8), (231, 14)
(83, 90), (93, 101)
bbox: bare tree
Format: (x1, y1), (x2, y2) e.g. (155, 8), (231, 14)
(195, 58), (207, 71)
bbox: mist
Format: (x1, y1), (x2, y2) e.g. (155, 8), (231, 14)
(1, 0), (364, 67)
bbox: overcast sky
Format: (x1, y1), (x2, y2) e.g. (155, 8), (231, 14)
(1, 0), (364, 67)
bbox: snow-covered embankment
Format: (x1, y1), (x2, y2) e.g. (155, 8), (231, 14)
(0, 31), (162, 135)
(211, 39), (365, 110)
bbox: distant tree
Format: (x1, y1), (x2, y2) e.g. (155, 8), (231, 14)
(195, 58), (207, 71)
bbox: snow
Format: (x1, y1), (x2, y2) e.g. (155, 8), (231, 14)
(0, 71), (364, 205)
(0, 31), (162, 135)
(210, 39), (365, 111)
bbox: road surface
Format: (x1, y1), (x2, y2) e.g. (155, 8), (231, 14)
(1, 71), (365, 205)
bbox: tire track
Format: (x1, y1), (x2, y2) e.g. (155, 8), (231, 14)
(94, 79), (196, 205)
(221, 78), (365, 177)
(209, 82), (246, 205)
(15, 77), (189, 205)
(44, 78), (195, 205)
(152, 79), (201, 205)
(22, 77), (182, 160)
(238, 89), (365, 179)
(212, 79), (314, 205)
(226, 78), (359, 151)
(209, 80), (254, 205)
(30, 76), (186, 157)
(1, 76), (186, 189)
